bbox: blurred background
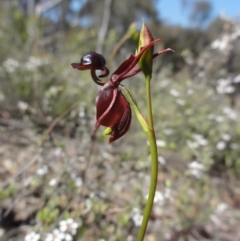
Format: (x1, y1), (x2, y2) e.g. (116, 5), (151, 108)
(0, 0), (240, 240)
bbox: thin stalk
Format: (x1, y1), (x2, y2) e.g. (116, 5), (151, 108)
(120, 85), (158, 241)
(137, 74), (158, 241)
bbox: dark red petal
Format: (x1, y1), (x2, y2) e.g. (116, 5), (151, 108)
(108, 48), (174, 81)
(71, 63), (90, 70)
(109, 98), (131, 143)
(111, 39), (162, 83)
(94, 83), (123, 131)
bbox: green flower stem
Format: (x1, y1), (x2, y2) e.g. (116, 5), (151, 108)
(120, 85), (158, 241)
(145, 74), (153, 130)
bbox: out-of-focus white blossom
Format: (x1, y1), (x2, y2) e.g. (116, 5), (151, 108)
(25, 56), (48, 71)
(75, 177), (83, 187)
(163, 128), (173, 135)
(3, 58), (19, 72)
(186, 140), (199, 149)
(131, 208), (143, 227)
(188, 161), (204, 178)
(233, 74), (240, 83)
(221, 133), (231, 141)
(158, 156), (166, 166)
(193, 134), (208, 146)
(36, 165), (48, 176)
(64, 233), (73, 241)
(215, 203), (228, 213)
(154, 191), (164, 205)
(0, 228), (4, 237)
(25, 232), (40, 241)
(59, 219), (79, 236)
(45, 229), (65, 241)
(216, 78), (234, 94)
(216, 141), (226, 150)
(146, 188), (174, 206)
(176, 98), (186, 106)
(17, 101), (29, 112)
(53, 147), (63, 157)
(214, 115), (225, 122)
(169, 89), (180, 97)
(49, 178), (58, 186)
(156, 139), (166, 147)
(223, 107), (237, 120)
(224, 85), (235, 94)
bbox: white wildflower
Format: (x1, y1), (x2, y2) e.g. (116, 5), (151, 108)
(17, 101), (29, 112)
(224, 85), (235, 94)
(233, 74), (240, 83)
(163, 128), (173, 135)
(164, 188), (174, 202)
(186, 140), (199, 149)
(223, 107), (237, 120)
(49, 178), (58, 186)
(154, 191), (164, 205)
(45, 229), (64, 241)
(59, 219), (79, 236)
(158, 156), (166, 166)
(25, 232), (40, 241)
(53, 147), (63, 157)
(221, 133), (231, 141)
(215, 203), (228, 213)
(25, 56), (48, 71)
(131, 208), (143, 227)
(169, 89), (180, 97)
(36, 165), (48, 176)
(216, 78), (231, 94)
(64, 233), (73, 241)
(214, 115), (225, 122)
(188, 161), (204, 179)
(75, 177), (83, 187)
(216, 141), (226, 150)
(176, 98), (186, 106)
(156, 140), (166, 147)
(3, 58), (19, 72)
(0, 228), (4, 237)
(193, 134), (208, 146)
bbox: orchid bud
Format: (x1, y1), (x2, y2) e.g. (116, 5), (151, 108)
(137, 23), (154, 78)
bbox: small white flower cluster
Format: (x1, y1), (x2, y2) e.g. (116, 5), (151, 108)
(188, 161), (205, 179)
(45, 219), (80, 241)
(216, 78), (235, 94)
(36, 165), (48, 176)
(223, 107), (237, 120)
(25, 56), (49, 71)
(17, 101), (29, 112)
(24, 231), (40, 241)
(156, 139), (166, 147)
(211, 16), (240, 52)
(145, 188), (174, 207)
(169, 88), (180, 97)
(210, 202), (228, 226)
(131, 208), (143, 227)
(3, 58), (19, 73)
(186, 133), (208, 150)
(215, 132), (232, 151)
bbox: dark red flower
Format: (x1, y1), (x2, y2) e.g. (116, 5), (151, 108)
(72, 39), (173, 143)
